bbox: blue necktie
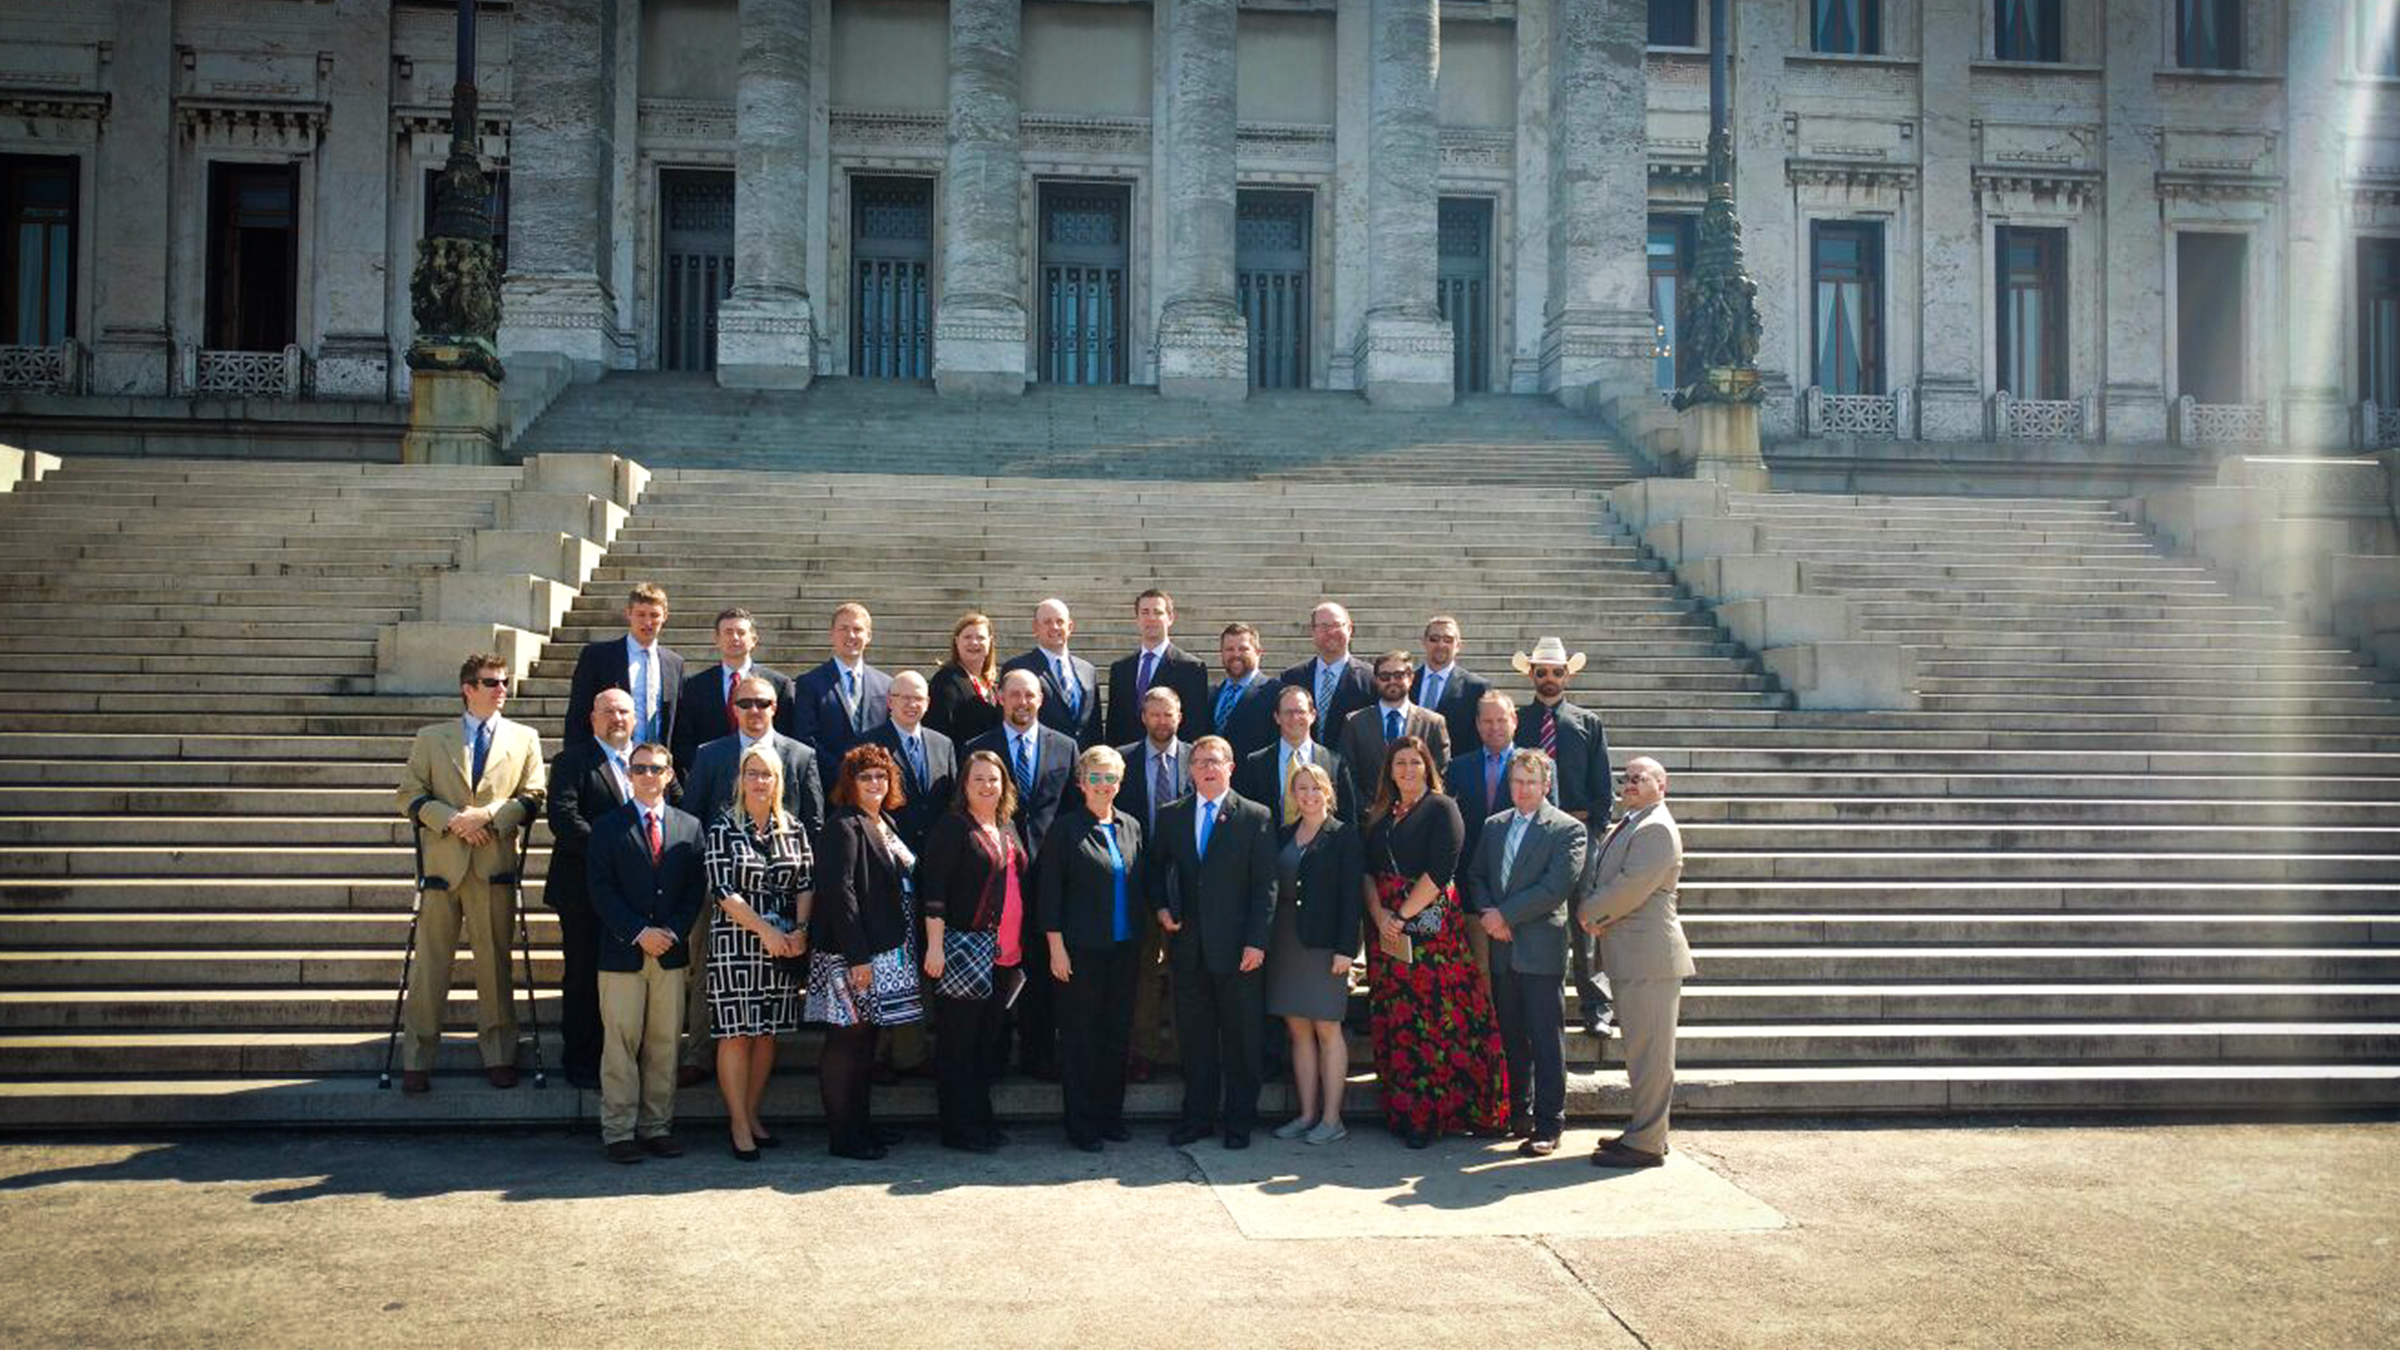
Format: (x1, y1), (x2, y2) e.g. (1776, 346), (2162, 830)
(1012, 734), (1033, 793)
(1059, 661), (1080, 717)
(1198, 797), (1218, 861)
(1385, 709), (1402, 741)
(1424, 671), (1445, 711)
(471, 720), (490, 786)
(1500, 814), (1528, 890)
(1314, 664), (1337, 728)
(904, 733), (927, 789)
(632, 649), (651, 741)
(1214, 679), (1240, 728)
(1486, 750), (1504, 805)
(1136, 650), (1156, 698)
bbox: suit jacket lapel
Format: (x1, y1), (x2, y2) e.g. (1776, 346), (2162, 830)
(438, 721), (474, 796)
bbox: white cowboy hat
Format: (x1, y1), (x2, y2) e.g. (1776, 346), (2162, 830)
(1511, 636), (1587, 676)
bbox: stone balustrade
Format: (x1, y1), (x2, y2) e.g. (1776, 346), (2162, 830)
(1804, 385), (1912, 441)
(0, 340), (84, 395)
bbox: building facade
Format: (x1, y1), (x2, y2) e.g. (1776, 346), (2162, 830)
(0, 0), (2388, 448)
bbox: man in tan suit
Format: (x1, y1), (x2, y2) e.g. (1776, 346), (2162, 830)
(394, 652), (549, 1093)
(1576, 756), (1692, 1167)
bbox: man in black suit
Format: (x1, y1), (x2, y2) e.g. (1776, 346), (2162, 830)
(675, 673), (823, 1083)
(965, 668), (1078, 1078)
(1413, 615), (1492, 760)
(1114, 685), (1190, 1080)
(1235, 684), (1357, 823)
(585, 740), (707, 1162)
(1147, 736), (1277, 1149)
(1002, 597), (1102, 749)
(788, 601), (891, 768)
(1106, 588), (1211, 746)
(1334, 650), (1455, 789)
(563, 581), (683, 755)
(1278, 601), (1374, 744)
(543, 687), (639, 1089)
(869, 670), (955, 1082)
(1208, 622), (1280, 761)
(1513, 636), (1616, 1035)
(671, 607), (796, 774)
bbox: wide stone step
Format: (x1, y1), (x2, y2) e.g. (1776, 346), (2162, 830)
(1666, 772), (2400, 801)
(1676, 913), (2398, 945)
(1686, 850), (2400, 882)
(1677, 880), (2400, 913)
(1669, 795), (2400, 826)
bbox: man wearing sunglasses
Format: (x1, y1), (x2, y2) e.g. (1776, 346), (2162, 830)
(392, 653), (548, 1094)
(1334, 650), (1454, 791)
(586, 742), (707, 1163)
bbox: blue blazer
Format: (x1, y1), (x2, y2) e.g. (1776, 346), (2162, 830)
(964, 723), (1080, 850)
(1002, 647), (1104, 748)
(788, 659), (892, 768)
(563, 637), (684, 754)
(585, 801), (708, 972)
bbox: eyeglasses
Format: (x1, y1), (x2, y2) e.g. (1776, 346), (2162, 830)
(1374, 670), (1410, 681)
(732, 698), (775, 711)
(1084, 772), (1122, 785)
(628, 763), (670, 777)
(470, 677), (508, 689)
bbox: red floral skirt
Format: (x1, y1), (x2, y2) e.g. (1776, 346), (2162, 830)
(1365, 871), (1508, 1137)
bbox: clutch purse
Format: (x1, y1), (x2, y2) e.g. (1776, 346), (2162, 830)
(1377, 929), (1415, 965)
(762, 911), (806, 975)
(936, 929), (1000, 1000)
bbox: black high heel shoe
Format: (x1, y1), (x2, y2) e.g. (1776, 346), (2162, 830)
(730, 1140), (761, 1162)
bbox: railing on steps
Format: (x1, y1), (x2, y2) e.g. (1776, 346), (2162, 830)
(1992, 390), (2094, 443)
(1803, 386), (1911, 440)
(0, 339), (84, 394)
(176, 343), (309, 399)
(2173, 395), (2275, 450)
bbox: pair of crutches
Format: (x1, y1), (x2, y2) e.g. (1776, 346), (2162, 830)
(378, 794), (548, 1090)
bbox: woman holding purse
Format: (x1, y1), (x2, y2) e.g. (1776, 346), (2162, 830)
(806, 744), (924, 1161)
(919, 749), (1030, 1153)
(1362, 735), (1506, 1148)
(701, 744), (813, 1161)
(1037, 746), (1146, 1153)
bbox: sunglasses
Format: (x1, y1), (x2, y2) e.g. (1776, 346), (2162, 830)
(1530, 666), (1568, 678)
(470, 677), (508, 689)
(628, 763), (670, 777)
(1375, 670), (1410, 680)
(732, 698), (776, 711)
(1084, 772), (1122, 785)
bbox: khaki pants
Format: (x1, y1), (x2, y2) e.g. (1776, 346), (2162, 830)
(1130, 913), (1177, 1066)
(401, 875), (519, 1072)
(678, 908), (715, 1068)
(1609, 976), (1683, 1154)
(599, 955), (686, 1144)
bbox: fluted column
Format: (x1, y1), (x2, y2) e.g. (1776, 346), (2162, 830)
(716, 0), (816, 388)
(1154, 0), (1247, 400)
(2099, 0), (2168, 442)
(934, 0), (1029, 397)
(1355, 0), (1453, 407)
(498, 0), (624, 381)
(1539, 0), (1653, 412)
(1732, 0), (1797, 436)
(2282, 8), (2349, 449)
(1913, 0), (1982, 439)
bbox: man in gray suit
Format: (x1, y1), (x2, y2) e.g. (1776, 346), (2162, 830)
(1578, 756), (1693, 1169)
(674, 673), (824, 1082)
(1466, 750), (1589, 1154)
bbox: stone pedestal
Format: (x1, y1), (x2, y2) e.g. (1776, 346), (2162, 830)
(1913, 378), (1986, 442)
(400, 360), (503, 465)
(935, 0), (1029, 397)
(1157, 301), (1249, 401)
(2284, 392), (2354, 453)
(716, 296), (817, 390)
(1683, 401), (1770, 492)
(2102, 385), (2171, 445)
(1358, 311), (1455, 409)
(934, 299), (1031, 398)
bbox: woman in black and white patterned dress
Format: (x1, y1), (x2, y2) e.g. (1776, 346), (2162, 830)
(702, 742), (813, 1160)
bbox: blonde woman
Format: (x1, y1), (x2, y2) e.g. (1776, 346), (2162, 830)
(1265, 761), (1363, 1145)
(701, 743), (813, 1160)
(928, 611), (1003, 744)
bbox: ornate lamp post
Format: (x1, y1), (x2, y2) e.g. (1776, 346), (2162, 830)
(1674, 0), (1769, 486)
(401, 0), (506, 463)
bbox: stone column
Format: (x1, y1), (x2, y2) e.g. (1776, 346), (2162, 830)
(2098, 0), (2168, 443)
(934, 0), (1029, 397)
(2281, 9), (2349, 450)
(1356, 0), (1453, 407)
(1153, 0), (1247, 400)
(90, 0), (172, 395)
(1732, 0), (1797, 437)
(715, 0), (817, 388)
(1540, 0), (1654, 413)
(1509, 0), (1553, 394)
(1913, 0), (1982, 440)
(316, 0), (397, 400)
(497, 0), (624, 382)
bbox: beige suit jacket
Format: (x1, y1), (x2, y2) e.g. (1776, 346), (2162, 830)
(395, 716), (549, 888)
(1576, 801), (1695, 981)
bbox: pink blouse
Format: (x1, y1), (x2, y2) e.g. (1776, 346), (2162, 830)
(987, 822), (1026, 968)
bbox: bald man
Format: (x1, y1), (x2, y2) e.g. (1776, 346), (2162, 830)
(1577, 757), (1693, 1168)
(1003, 597), (1104, 749)
(1278, 601), (1375, 742)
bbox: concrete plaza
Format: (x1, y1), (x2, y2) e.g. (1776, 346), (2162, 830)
(0, 1118), (2389, 1349)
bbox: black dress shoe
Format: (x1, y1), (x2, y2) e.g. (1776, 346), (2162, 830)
(565, 1070), (602, 1091)
(1166, 1122), (1211, 1147)
(1517, 1134), (1560, 1158)
(870, 1123), (905, 1146)
(730, 1143), (761, 1162)
(1068, 1135), (1104, 1154)
(1404, 1130), (1433, 1150)
(983, 1128), (1012, 1147)
(605, 1140), (644, 1164)
(1099, 1123), (1132, 1143)
(1222, 1130), (1251, 1150)
(942, 1135), (1000, 1155)
(640, 1135), (685, 1159)
(830, 1141), (889, 1162)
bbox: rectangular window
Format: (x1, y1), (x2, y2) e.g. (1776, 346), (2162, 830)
(1648, 213), (1696, 392)
(1996, 226), (2067, 401)
(1994, 0), (2062, 62)
(1649, 0), (1698, 47)
(1812, 221), (1884, 395)
(2360, 3), (2400, 75)
(0, 155), (75, 346)
(2176, 232), (2247, 403)
(2176, 0), (2242, 70)
(1811, 0), (1880, 55)
(205, 162), (298, 352)
(2361, 239), (2400, 407)
(421, 167), (509, 276)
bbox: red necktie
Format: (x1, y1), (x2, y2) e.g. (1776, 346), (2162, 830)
(1540, 707), (1559, 757)
(646, 810), (662, 863)
(726, 670), (741, 730)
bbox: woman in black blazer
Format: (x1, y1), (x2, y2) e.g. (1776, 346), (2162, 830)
(925, 611), (1003, 745)
(918, 749), (1032, 1153)
(805, 744), (923, 1160)
(1264, 760), (1364, 1145)
(1036, 745), (1147, 1152)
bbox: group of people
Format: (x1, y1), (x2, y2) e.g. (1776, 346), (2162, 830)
(392, 585), (1694, 1172)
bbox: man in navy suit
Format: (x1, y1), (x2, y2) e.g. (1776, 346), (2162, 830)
(1002, 597), (1102, 749)
(563, 581), (683, 755)
(671, 607), (796, 774)
(1234, 684), (1358, 823)
(1208, 622), (1280, 761)
(1413, 615), (1492, 762)
(1278, 601), (1374, 744)
(788, 602), (890, 768)
(585, 740), (706, 1163)
(544, 687), (640, 1090)
(1106, 588), (1210, 746)
(965, 668), (1078, 1078)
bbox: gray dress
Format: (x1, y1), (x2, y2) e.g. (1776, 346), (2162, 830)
(1265, 834), (1349, 1021)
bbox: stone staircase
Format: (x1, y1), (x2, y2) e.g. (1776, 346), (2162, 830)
(0, 381), (2395, 1126)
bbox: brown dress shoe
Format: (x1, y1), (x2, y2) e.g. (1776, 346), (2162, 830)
(485, 1065), (520, 1089)
(400, 1071), (432, 1095)
(604, 1140), (644, 1164)
(1591, 1140), (1667, 1168)
(639, 1136), (685, 1159)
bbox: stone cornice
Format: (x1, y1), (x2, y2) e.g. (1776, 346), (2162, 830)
(0, 87), (108, 122)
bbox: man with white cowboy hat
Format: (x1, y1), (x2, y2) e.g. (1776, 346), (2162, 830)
(1511, 636), (1615, 1035)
